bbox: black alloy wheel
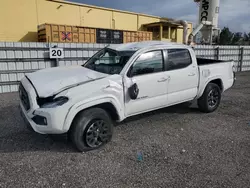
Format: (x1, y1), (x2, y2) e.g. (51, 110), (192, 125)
(85, 119), (111, 148)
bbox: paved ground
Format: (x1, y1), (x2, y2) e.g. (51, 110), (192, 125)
(0, 72), (250, 188)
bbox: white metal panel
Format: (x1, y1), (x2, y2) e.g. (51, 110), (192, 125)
(83, 51), (88, 57)
(38, 62), (46, 69)
(10, 85), (18, 92)
(77, 50), (83, 57)
(9, 73), (17, 81)
(2, 86), (10, 93)
(70, 50), (77, 57)
(15, 51), (23, 58)
(8, 62), (16, 70)
(17, 73), (25, 81)
(64, 50), (70, 58)
(99, 44), (106, 48)
(65, 61), (72, 66)
(14, 43), (22, 47)
(1, 74), (9, 82)
(6, 51), (15, 58)
(16, 62), (24, 70)
(93, 43), (99, 48)
(23, 51), (30, 58)
(0, 63), (7, 70)
(82, 43), (88, 48)
(30, 50), (38, 58)
(76, 43), (82, 48)
(45, 61), (51, 68)
(59, 61), (65, 67)
(38, 50), (45, 58)
(58, 43), (64, 48)
(0, 51), (7, 59)
(31, 62), (39, 69)
(29, 43), (37, 48)
(24, 62), (31, 70)
(64, 43), (71, 48)
(21, 42), (30, 48)
(70, 43), (77, 48)
(88, 51), (94, 57)
(88, 43), (94, 48)
(0, 42), (6, 47)
(77, 60), (83, 65)
(5, 42), (14, 47)
(36, 42), (47, 48)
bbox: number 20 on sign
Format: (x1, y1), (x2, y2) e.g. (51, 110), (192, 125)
(49, 48), (64, 59)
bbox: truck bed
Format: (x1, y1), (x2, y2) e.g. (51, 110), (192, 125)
(197, 58), (227, 66)
(197, 58), (234, 98)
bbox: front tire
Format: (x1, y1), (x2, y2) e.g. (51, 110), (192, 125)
(198, 83), (221, 113)
(69, 108), (113, 152)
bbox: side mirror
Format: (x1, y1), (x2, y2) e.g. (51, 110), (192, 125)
(128, 83), (139, 100)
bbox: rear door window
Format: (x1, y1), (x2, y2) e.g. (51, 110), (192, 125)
(166, 49), (192, 71)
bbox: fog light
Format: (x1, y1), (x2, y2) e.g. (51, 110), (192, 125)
(32, 115), (47, 126)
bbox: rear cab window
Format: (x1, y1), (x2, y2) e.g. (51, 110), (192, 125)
(165, 49), (192, 71)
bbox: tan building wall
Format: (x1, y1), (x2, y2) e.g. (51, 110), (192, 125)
(0, 0), (38, 42)
(0, 0), (192, 43)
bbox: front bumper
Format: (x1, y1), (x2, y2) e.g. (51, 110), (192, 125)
(19, 102), (67, 134)
(19, 77), (71, 134)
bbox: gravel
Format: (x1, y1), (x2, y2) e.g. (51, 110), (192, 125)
(0, 72), (250, 188)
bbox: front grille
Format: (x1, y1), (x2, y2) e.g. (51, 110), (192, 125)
(19, 83), (30, 111)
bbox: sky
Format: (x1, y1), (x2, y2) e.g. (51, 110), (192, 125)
(69, 0), (250, 33)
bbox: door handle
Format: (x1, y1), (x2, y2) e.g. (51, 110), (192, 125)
(188, 73), (196, 76)
(157, 76), (170, 82)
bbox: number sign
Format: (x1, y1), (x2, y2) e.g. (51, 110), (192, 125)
(49, 48), (64, 59)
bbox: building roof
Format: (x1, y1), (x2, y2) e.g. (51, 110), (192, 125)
(143, 21), (182, 28)
(108, 41), (188, 52)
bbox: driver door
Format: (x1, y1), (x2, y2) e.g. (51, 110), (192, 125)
(123, 50), (168, 116)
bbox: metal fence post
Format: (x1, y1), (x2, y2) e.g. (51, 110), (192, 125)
(239, 47), (244, 72)
(55, 58), (59, 67)
(216, 46), (220, 60)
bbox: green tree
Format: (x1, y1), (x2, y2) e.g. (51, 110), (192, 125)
(219, 27), (234, 45)
(243, 32), (250, 45)
(231, 32), (243, 45)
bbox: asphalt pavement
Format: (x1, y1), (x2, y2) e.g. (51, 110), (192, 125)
(0, 72), (250, 188)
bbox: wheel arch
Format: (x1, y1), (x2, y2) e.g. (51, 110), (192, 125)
(198, 77), (224, 98)
(63, 97), (123, 132)
(209, 79), (224, 91)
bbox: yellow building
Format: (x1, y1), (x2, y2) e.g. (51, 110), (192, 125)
(0, 0), (193, 43)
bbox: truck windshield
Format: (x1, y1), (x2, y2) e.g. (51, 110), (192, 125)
(82, 48), (135, 75)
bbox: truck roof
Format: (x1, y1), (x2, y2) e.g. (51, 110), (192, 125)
(108, 41), (189, 52)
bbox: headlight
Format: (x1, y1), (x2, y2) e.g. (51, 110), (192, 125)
(41, 96), (69, 108)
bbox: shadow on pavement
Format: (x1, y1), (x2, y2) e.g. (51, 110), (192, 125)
(0, 102), (201, 153)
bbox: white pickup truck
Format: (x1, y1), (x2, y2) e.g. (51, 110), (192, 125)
(19, 41), (235, 152)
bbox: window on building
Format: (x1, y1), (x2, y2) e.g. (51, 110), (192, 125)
(147, 27), (160, 40)
(163, 26), (169, 39)
(129, 50), (163, 77)
(166, 49), (192, 71)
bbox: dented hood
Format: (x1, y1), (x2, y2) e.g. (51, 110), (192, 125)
(25, 66), (108, 97)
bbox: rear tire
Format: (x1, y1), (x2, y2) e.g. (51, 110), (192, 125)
(198, 83), (221, 113)
(69, 108), (114, 152)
